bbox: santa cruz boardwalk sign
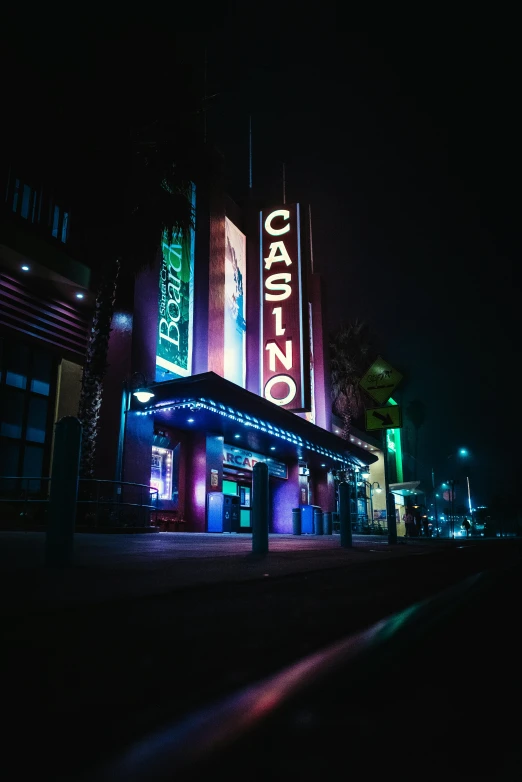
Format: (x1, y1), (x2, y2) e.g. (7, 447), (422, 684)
(260, 204), (310, 411)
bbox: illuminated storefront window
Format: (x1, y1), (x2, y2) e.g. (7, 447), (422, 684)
(150, 446), (173, 500)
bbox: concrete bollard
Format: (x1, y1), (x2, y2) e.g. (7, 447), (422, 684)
(387, 492), (397, 545)
(339, 482), (353, 548)
(252, 461), (269, 556)
(292, 508), (302, 535)
(313, 507), (323, 535)
(323, 511), (333, 535)
(45, 417), (82, 567)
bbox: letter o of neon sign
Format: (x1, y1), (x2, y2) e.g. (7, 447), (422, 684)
(264, 375), (297, 406)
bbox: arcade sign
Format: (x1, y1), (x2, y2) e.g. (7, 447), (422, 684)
(260, 204), (310, 411)
(223, 444), (288, 479)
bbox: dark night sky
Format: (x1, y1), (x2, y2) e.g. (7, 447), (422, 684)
(5, 6), (521, 505)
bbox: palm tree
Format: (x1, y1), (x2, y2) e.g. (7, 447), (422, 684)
(330, 319), (378, 439)
(77, 121), (198, 477)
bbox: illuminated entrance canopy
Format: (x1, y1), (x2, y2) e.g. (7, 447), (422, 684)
(260, 204), (310, 411)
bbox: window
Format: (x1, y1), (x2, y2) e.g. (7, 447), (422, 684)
(0, 442), (20, 477)
(22, 445), (44, 478)
(61, 211), (69, 243)
(0, 341), (56, 478)
(12, 178), (20, 212)
(31, 351), (52, 395)
(51, 204), (60, 238)
(49, 201), (69, 244)
(4, 342), (29, 389)
(151, 446), (173, 500)
(21, 184), (31, 219)
(223, 479), (238, 496)
(12, 179), (39, 224)
(8, 174), (70, 243)
(0, 389), (25, 438)
(26, 397), (48, 442)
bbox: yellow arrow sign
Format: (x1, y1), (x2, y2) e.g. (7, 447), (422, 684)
(365, 405), (402, 431)
(360, 356), (403, 405)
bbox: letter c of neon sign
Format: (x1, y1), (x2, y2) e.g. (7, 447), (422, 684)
(264, 210), (290, 236)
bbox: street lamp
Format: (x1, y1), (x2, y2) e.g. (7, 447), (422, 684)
(444, 448), (470, 538)
(131, 371), (155, 403)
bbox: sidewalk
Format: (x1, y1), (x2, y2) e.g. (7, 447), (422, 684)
(0, 531), (455, 615)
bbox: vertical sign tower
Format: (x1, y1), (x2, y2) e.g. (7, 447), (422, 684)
(260, 204), (310, 411)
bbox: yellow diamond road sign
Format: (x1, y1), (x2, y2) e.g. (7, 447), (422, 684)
(359, 356), (403, 405)
(365, 405), (402, 432)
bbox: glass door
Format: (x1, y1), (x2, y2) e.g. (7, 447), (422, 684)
(239, 484), (251, 531)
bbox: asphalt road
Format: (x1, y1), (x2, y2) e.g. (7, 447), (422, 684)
(2, 536), (520, 780)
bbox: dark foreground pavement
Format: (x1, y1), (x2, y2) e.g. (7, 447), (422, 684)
(1, 533), (521, 780)
(0, 530), (455, 613)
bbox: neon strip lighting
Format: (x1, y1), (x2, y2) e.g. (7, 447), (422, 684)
(136, 396), (368, 467)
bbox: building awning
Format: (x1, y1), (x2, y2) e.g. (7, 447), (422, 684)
(131, 371), (378, 471)
(389, 481), (422, 497)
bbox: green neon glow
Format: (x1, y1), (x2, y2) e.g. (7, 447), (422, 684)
(394, 426), (403, 482)
(375, 604), (419, 643)
(386, 397), (403, 482)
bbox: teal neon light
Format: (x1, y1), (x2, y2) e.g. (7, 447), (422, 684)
(386, 397), (403, 482)
(136, 398), (360, 466)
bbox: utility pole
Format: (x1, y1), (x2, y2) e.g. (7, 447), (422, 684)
(448, 479), (455, 538)
(248, 114), (253, 190)
(432, 466), (439, 537)
(382, 430), (397, 545)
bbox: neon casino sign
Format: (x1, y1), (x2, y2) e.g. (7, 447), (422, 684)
(260, 204), (310, 411)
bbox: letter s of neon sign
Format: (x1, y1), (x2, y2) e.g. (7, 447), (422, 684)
(264, 210), (290, 236)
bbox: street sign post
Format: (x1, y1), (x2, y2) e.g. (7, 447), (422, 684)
(359, 356), (403, 546)
(359, 356), (403, 405)
(365, 405), (402, 432)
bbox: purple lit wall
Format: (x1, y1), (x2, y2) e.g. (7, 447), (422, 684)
(244, 200), (261, 395)
(192, 187), (210, 375)
(314, 469), (336, 513)
(270, 461), (300, 533)
(96, 311), (133, 479)
(124, 412), (154, 487)
(208, 193), (225, 377)
(183, 433), (224, 531)
(132, 262), (159, 383)
(309, 274), (331, 433)
(184, 431), (207, 531)
(120, 262), (159, 487)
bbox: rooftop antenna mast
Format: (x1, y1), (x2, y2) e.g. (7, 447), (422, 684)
(203, 48), (208, 143)
(202, 48), (220, 145)
(249, 114), (253, 190)
(309, 205), (314, 273)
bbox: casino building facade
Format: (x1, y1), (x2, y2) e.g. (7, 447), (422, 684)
(96, 181), (378, 533)
(0, 153), (383, 533)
